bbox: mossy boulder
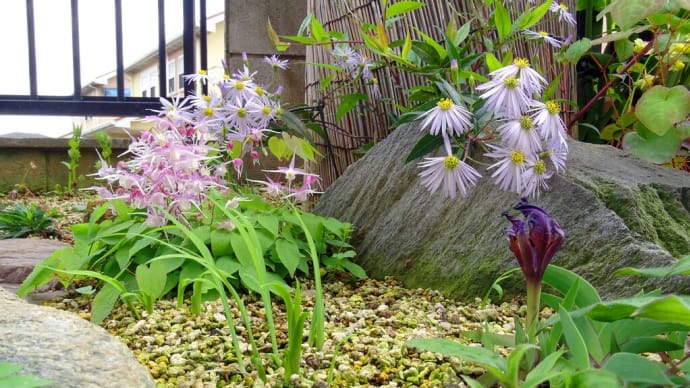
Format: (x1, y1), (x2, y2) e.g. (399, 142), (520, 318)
(314, 122), (690, 301)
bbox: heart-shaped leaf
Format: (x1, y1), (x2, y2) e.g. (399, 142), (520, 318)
(623, 121), (680, 164)
(635, 85), (690, 136)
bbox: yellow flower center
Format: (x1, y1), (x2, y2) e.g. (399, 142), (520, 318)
(203, 107), (214, 117)
(546, 101), (560, 115)
(198, 69), (207, 75)
(235, 81), (244, 90)
(534, 160), (546, 175)
(443, 155), (459, 170)
(538, 31), (549, 37)
(510, 151), (525, 165)
(438, 98), (453, 111)
(223, 74), (230, 80)
(256, 86), (265, 96)
(276, 107), (283, 116)
(203, 95), (211, 103)
(514, 58), (529, 69)
(262, 106), (272, 115)
(559, 2), (568, 11)
(237, 108), (247, 118)
(503, 76), (519, 89)
(520, 116), (534, 130)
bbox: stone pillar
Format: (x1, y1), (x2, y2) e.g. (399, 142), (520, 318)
(224, 0), (306, 105)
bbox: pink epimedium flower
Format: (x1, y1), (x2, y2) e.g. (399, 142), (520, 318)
(248, 176), (285, 197)
(417, 154), (481, 199)
(419, 98), (472, 137)
(232, 157), (244, 178)
(263, 155), (308, 183)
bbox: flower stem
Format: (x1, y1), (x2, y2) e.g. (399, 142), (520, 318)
(526, 280), (542, 343)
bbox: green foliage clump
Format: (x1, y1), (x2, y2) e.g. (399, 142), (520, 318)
(0, 203), (56, 239)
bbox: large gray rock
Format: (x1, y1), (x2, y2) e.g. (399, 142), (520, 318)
(0, 286), (155, 388)
(315, 122), (690, 301)
(0, 238), (68, 299)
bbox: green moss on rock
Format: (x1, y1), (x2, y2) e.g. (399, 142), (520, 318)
(590, 179), (690, 257)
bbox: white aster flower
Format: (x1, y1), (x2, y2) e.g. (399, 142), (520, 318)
(550, 1), (576, 26)
(223, 77), (257, 101)
(476, 76), (532, 118)
(498, 115), (543, 154)
(264, 54), (289, 70)
(545, 143), (568, 172)
(418, 154), (481, 198)
(485, 144), (529, 194)
(531, 100), (568, 149)
(521, 157), (553, 198)
(522, 29), (563, 48)
(419, 98), (472, 136)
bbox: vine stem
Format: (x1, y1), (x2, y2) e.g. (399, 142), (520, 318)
(566, 37), (656, 132)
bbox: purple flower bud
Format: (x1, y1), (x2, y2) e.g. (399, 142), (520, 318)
(502, 199), (565, 283)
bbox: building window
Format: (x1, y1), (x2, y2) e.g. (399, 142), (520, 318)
(167, 60), (176, 93)
(141, 68), (158, 98)
(178, 55), (184, 91)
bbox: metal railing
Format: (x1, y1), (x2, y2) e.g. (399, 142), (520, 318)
(0, 0), (207, 116)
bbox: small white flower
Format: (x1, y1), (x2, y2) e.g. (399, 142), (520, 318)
(264, 54), (289, 70)
(522, 29), (563, 48)
(419, 98), (473, 136)
(531, 101), (568, 149)
(476, 76), (532, 118)
(550, 1), (576, 26)
(485, 144), (529, 194)
(418, 154), (481, 198)
(498, 115), (542, 154)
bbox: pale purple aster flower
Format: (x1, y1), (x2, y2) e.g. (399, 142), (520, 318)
(498, 115), (543, 154)
(550, 1), (576, 26)
(486, 144), (529, 194)
(531, 101), (568, 149)
(223, 77), (257, 101)
(546, 143), (568, 172)
(522, 29), (563, 48)
(476, 76), (532, 118)
(223, 98), (254, 133)
(332, 45), (361, 73)
(417, 154), (481, 198)
(232, 65), (257, 82)
(183, 70), (211, 86)
(246, 95), (277, 128)
(264, 54), (289, 70)
(521, 156), (554, 198)
(419, 98), (473, 136)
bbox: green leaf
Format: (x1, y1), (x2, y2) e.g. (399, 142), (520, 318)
(606, 0), (665, 29)
(614, 39), (634, 61)
(310, 15), (329, 42)
(215, 256), (241, 278)
(275, 239), (303, 277)
(543, 265), (601, 307)
(616, 255), (690, 277)
(135, 261), (167, 300)
(562, 38), (592, 63)
(522, 350), (566, 388)
(520, 1), (553, 29)
(604, 352), (673, 385)
(635, 85), (690, 136)
(414, 28), (447, 59)
(559, 305), (590, 370)
(623, 122), (680, 164)
(620, 337), (683, 353)
(405, 134), (444, 162)
(485, 53), (502, 73)
(336, 93), (368, 121)
(385, 1), (425, 19)
(339, 259), (367, 279)
(268, 136), (289, 160)
(506, 343), (539, 385)
(406, 338), (507, 380)
(633, 295), (690, 325)
(571, 369), (622, 387)
(493, 0), (511, 41)
(211, 229), (234, 256)
(91, 283), (121, 325)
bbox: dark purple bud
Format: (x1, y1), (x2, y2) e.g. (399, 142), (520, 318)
(503, 199), (565, 283)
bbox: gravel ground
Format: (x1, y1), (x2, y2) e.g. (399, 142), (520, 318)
(3, 192), (524, 387)
(48, 276), (522, 387)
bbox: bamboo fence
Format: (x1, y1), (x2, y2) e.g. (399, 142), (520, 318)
(305, 0), (578, 187)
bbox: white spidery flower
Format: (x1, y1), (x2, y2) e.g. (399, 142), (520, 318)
(418, 154), (481, 198)
(485, 143), (529, 194)
(419, 98), (473, 136)
(522, 29), (563, 48)
(550, 1), (576, 26)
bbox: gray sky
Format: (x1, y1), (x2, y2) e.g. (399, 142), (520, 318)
(0, 0), (223, 136)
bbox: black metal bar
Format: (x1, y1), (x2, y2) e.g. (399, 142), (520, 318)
(200, 0), (207, 95)
(114, 0), (125, 100)
(183, 0), (195, 96)
(0, 97), (162, 116)
(25, 0), (37, 98)
(70, 0), (82, 99)
(158, 0), (166, 98)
